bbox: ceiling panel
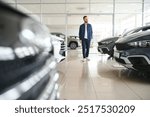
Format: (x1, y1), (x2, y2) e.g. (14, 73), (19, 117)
(17, 4), (40, 13)
(41, 0), (65, 3)
(66, 0), (89, 3)
(90, 0), (113, 3)
(66, 4), (89, 13)
(90, 3), (113, 13)
(42, 4), (66, 13)
(17, 0), (40, 3)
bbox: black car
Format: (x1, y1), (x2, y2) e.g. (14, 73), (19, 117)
(0, 2), (59, 100)
(98, 25), (150, 58)
(114, 26), (150, 72)
(97, 37), (119, 57)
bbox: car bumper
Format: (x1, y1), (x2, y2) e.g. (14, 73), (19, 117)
(98, 44), (114, 55)
(0, 56), (59, 100)
(114, 47), (150, 70)
(98, 46), (110, 54)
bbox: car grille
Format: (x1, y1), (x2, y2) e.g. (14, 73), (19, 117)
(101, 48), (109, 54)
(115, 43), (131, 50)
(98, 42), (103, 46)
(0, 56), (59, 100)
(128, 57), (148, 66)
(115, 58), (126, 64)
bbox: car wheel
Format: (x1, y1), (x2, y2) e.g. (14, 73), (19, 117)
(70, 42), (77, 49)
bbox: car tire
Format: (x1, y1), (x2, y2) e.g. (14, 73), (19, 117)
(70, 42), (77, 49)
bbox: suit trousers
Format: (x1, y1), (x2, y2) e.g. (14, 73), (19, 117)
(81, 39), (91, 58)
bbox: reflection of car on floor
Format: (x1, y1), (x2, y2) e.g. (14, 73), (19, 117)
(50, 35), (65, 62)
(114, 26), (150, 72)
(0, 2), (59, 100)
(97, 37), (119, 57)
(51, 32), (80, 49)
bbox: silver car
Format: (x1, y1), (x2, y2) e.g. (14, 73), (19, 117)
(51, 32), (81, 49)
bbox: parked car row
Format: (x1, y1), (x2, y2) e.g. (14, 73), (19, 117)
(98, 25), (150, 72)
(0, 2), (60, 100)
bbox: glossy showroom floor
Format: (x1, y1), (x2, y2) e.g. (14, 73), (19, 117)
(57, 47), (150, 100)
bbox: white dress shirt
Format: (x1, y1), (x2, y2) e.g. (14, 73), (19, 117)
(84, 24), (88, 39)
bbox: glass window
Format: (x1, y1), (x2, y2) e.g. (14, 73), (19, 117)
(144, 0), (150, 3)
(115, 14), (142, 36)
(144, 3), (150, 13)
(67, 15), (112, 42)
(42, 15), (66, 25)
(42, 15), (66, 34)
(144, 14), (150, 25)
(115, 3), (142, 13)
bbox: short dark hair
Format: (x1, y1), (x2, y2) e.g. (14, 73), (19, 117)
(83, 16), (87, 20)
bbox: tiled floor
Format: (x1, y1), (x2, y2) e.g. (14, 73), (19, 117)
(57, 48), (150, 100)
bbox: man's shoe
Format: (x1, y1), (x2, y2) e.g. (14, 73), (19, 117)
(82, 58), (86, 62)
(86, 58), (90, 61)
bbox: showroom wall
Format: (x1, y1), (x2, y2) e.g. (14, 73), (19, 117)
(1, 0), (150, 42)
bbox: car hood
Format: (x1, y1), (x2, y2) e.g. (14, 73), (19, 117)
(50, 35), (64, 42)
(116, 31), (150, 44)
(99, 37), (119, 42)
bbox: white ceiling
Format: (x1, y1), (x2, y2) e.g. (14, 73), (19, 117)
(1, 0), (146, 3)
(1, 0), (150, 27)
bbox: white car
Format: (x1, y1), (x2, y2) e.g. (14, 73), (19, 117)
(50, 35), (66, 62)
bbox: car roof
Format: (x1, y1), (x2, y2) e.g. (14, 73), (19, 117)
(51, 32), (65, 35)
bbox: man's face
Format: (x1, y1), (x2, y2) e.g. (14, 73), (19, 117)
(84, 17), (88, 23)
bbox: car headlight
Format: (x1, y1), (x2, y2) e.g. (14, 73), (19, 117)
(128, 40), (150, 48)
(101, 41), (113, 45)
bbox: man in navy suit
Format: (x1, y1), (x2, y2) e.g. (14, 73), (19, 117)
(79, 16), (93, 62)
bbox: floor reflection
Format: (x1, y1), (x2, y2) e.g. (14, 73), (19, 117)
(58, 48), (150, 100)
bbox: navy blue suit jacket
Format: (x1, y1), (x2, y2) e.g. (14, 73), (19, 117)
(79, 23), (93, 41)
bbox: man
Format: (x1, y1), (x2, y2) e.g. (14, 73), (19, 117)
(79, 16), (93, 62)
